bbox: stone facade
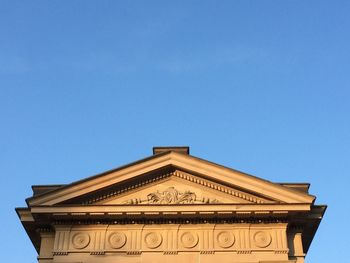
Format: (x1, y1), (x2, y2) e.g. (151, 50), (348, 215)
(17, 147), (326, 263)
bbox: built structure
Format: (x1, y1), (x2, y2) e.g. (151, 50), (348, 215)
(17, 147), (326, 263)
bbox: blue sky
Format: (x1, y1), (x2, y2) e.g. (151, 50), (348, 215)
(1, 1), (349, 262)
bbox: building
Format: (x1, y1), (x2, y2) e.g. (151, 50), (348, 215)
(17, 146), (326, 263)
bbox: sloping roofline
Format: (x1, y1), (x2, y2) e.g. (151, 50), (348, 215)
(26, 150), (315, 206)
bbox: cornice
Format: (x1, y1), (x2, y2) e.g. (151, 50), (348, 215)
(84, 170), (271, 205)
(30, 203), (311, 216)
(27, 152), (314, 206)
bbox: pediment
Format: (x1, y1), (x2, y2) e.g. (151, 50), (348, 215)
(90, 172), (274, 205)
(27, 151), (315, 207)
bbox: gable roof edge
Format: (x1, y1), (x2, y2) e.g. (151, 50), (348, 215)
(27, 151), (315, 206)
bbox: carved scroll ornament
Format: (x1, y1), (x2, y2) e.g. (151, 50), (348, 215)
(147, 187), (196, 204)
(123, 187), (220, 204)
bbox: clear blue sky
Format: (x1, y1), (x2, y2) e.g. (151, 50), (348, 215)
(1, 1), (349, 262)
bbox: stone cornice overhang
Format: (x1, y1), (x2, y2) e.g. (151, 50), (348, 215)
(289, 204), (327, 254)
(25, 151), (173, 206)
(16, 204), (326, 255)
(16, 207), (40, 253)
(26, 151), (315, 206)
(29, 203), (312, 215)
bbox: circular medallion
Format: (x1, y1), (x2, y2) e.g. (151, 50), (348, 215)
(253, 231), (271, 248)
(145, 232), (162, 248)
(72, 233), (90, 249)
(217, 231), (235, 248)
(108, 232), (127, 249)
(181, 232), (198, 248)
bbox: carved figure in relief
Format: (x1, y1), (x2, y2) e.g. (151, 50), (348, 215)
(123, 187), (220, 204)
(147, 187), (196, 204)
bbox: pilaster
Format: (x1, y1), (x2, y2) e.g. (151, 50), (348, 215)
(288, 228), (305, 263)
(37, 228), (55, 263)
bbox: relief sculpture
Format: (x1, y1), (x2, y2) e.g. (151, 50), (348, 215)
(123, 187), (220, 204)
(147, 187), (196, 204)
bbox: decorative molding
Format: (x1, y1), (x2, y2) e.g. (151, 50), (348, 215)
(90, 251), (105, 255)
(174, 170), (266, 204)
(83, 170), (268, 205)
(274, 249), (289, 254)
(144, 232), (163, 248)
(54, 219), (288, 226)
(71, 233), (90, 249)
(253, 231), (272, 248)
(53, 217), (288, 226)
(53, 224), (287, 255)
(200, 251), (215, 254)
(181, 232), (199, 248)
(217, 231), (235, 248)
(126, 251), (142, 255)
(147, 187), (196, 204)
(52, 251), (68, 256)
(108, 232), (127, 249)
(83, 171), (173, 205)
(36, 227), (54, 234)
(237, 250), (252, 254)
(124, 187), (219, 205)
(163, 251), (178, 255)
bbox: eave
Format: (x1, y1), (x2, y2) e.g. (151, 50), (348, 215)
(27, 152), (315, 206)
(30, 203), (312, 215)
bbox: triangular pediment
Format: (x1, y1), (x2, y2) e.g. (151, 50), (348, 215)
(27, 151), (315, 207)
(86, 171), (275, 205)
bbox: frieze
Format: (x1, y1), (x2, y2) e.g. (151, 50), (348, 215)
(52, 224), (287, 255)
